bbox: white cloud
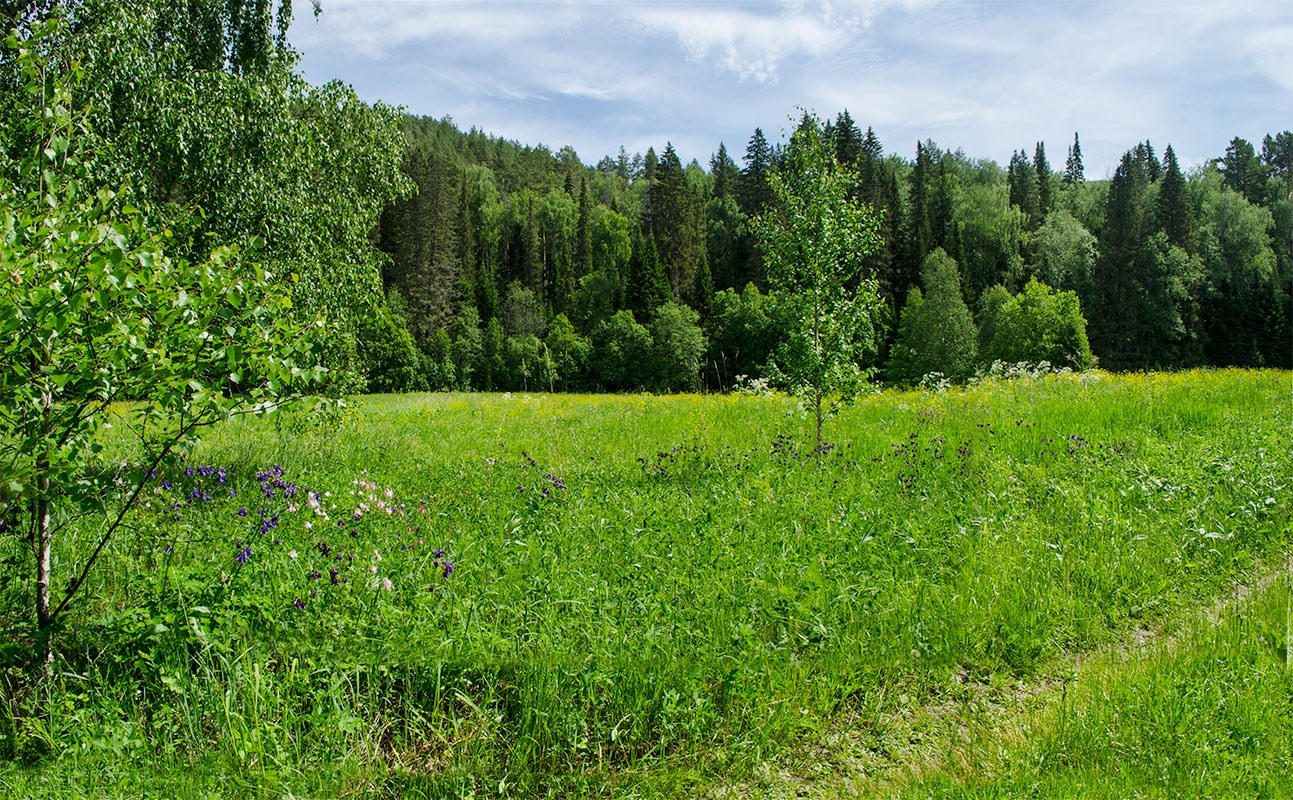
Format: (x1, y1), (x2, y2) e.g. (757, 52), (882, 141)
(289, 0), (1293, 175)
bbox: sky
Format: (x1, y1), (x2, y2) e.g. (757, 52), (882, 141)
(287, 0), (1293, 179)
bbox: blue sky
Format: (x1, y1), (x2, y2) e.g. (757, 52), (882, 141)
(288, 0), (1292, 178)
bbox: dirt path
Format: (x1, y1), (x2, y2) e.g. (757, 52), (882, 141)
(706, 554), (1291, 800)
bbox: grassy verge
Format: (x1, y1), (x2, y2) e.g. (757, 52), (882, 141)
(0, 370), (1288, 798)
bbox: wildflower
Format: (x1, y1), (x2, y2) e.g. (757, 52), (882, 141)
(443, 561), (455, 579)
(289, 549), (298, 559)
(329, 567), (340, 585)
(237, 508), (248, 517)
(373, 549), (382, 561)
(294, 597), (305, 610)
(304, 521), (313, 530)
(235, 544), (252, 564)
(381, 577), (393, 591)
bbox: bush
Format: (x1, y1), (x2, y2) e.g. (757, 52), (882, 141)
(981, 278), (1095, 369)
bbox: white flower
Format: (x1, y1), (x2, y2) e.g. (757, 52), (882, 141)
(289, 549), (298, 559)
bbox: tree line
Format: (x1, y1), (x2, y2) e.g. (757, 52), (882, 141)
(369, 113), (1291, 392)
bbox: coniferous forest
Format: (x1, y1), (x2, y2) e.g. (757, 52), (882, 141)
(372, 114), (1292, 393)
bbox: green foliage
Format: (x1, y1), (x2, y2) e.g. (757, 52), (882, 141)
(649, 301), (707, 392)
(980, 279), (1095, 369)
(58, 1), (409, 362)
(886, 248), (979, 384)
(449, 305), (484, 390)
(545, 313), (591, 391)
(0, 27), (326, 635)
(626, 230), (670, 324)
(1030, 208), (1097, 310)
(753, 111), (884, 445)
(591, 310), (652, 391)
(706, 282), (775, 390)
(354, 303), (423, 393)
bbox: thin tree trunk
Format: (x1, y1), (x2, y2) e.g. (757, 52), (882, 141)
(35, 381), (53, 671)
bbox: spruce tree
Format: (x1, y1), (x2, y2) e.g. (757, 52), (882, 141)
(1221, 137), (1265, 205)
(627, 231), (669, 323)
(834, 109), (863, 166)
(710, 142), (738, 201)
(1091, 151), (1150, 368)
(1064, 132), (1084, 184)
(691, 258), (714, 322)
(1034, 141), (1054, 217)
(1157, 145), (1194, 251)
(1008, 149), (1041, 228)
(738, 127), (774, 216)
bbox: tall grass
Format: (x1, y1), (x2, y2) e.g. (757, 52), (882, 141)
(0, 370), (1288, 798)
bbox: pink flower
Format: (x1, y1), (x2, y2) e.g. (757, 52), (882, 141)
(289, 549), (298, 559)
(373, 549), (382, 561)
(381, 577), (394, 591)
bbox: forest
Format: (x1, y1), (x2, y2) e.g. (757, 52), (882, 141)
(370, 114), (1292, 394)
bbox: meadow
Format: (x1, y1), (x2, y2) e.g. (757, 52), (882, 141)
(1, 369), (1290, 798)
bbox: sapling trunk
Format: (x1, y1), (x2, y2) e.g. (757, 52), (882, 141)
(36, 380), (53, 670)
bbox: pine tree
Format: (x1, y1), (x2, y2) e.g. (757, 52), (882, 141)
(524, 195), (542, 291)
(907, 141), (934, 268)
(1064, 132), (1084, 185)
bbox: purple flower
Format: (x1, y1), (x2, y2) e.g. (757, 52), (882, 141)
(443, 561), (455, 579)
(294, 597), (305, 610)
(235, 544), (252, 564)
(329, 567), (340, 585)
(237, 508), (248, 517)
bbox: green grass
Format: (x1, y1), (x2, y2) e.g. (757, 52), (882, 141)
(876, 568), (1293, 799)
(1, 369), (1289, 798)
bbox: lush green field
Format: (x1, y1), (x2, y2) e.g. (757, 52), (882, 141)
(1, 369), (1290, 798)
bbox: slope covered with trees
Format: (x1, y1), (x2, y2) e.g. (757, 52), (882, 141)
(373, 114), (1291, 391)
